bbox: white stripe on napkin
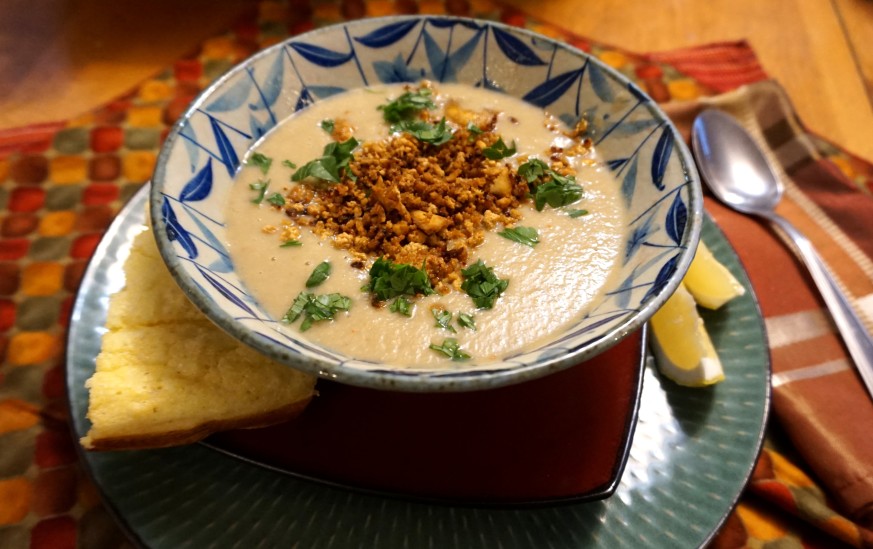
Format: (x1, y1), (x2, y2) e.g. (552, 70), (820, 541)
(772, 358), (850, 387)
(765, 294), (873, 349)
(765, 309), (833, 349)
(855, 293), (873, 328)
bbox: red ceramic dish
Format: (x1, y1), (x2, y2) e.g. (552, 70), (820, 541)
(205, 327), (645, 505)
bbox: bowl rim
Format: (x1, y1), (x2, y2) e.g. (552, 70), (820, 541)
(149, 14), (703, 392)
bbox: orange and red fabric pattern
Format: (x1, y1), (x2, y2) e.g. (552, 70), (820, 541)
(1, 1), (872, 547)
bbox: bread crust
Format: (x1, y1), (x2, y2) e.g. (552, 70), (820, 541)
(82, 395), (313, 451)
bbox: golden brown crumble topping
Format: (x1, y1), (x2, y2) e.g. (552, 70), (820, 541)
(276, 86), (590, 293)
(283, 126), (529, 293)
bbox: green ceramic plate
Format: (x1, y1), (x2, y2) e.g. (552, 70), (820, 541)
(67, 187), (770, 548)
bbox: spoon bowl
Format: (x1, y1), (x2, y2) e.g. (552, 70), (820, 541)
(692, 110), (783, 214)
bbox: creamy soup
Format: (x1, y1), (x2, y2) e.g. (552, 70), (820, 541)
(225, 83), (627, 369)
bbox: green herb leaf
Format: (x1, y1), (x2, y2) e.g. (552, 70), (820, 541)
(291, 137), (359, 183)
(280, 240), (302, 247)
(432, 309), (456, 333)
(388, 296), (412, 316)
(282, 159), (297, 169)
(327, 138), (359, 163)
(293, 156), (339, 182)
(482, 137), (517, 160)
(378, 88), (435, 123)
(305, 261), (331, 288)
(247, 152), (272, 175)
(533, 179), (583, 211)
(366, 257), (435, 301)
(320, 119), (335, 134)
(457, 312), (476, 330)
(517, 159), (583, 211)
(517, 158), (549, 183)
(544, 169), (577, 186)
(266, 192), (286, 206)
(392, 117), (453, 146)
(312, 293), (351, 319)
(498, 226), (539, 247)
(282, 293), (310, 323)
(249, 179), (270, 204)
(282, 292), (351, 332)
(466, 122), (484, 135)
(567, 209), (589, 218)
(429, 338), (471, 361)
(461, 260), (508, 309)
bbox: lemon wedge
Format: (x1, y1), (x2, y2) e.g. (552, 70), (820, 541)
(683, 241), (746, 309)
(650, 284), (725, 387)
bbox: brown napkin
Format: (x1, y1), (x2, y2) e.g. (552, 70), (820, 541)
(663, 80), (873, 527)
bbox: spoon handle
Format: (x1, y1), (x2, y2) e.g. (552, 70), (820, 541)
(765, 212), (873, 400)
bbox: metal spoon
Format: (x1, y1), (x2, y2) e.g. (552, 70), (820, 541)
(691, 108), (873, 401)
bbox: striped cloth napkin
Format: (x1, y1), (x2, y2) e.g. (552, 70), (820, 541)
(664, 81), (873, 545)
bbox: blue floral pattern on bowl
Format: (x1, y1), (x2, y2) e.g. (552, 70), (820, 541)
(150, 16), (702, 391)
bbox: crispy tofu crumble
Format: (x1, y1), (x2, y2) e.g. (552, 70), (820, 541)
(278, 85), (591, 293)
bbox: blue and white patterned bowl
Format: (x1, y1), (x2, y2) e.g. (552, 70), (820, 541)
(149, 16), (702, 392)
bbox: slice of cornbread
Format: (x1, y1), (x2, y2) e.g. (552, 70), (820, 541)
(81, 227), (317, 451)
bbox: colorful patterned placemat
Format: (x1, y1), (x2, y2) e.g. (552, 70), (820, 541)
(2, 1), (873, 547)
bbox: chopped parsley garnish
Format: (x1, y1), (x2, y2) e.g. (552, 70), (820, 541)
(389, 296), (413, 316)
(497, 226), (539, 247)
(517, 158), (549, 183)
(305, 261), (331, 288)
(366, 257), (435, 301)
(282, 159), (297, 169)
(320, 119), (335, 134)
(567, 209), (589, 218)
(280, 240), (302, 247)
(429, 338), (471, 361)
(266, 192), (285, 207)
(293, 158), (338, 182)
(533, 179), (584, 211)
(378, 89), (451, 146)
(378, 88), (436, 123)
(517, 158), (583, 211)
(461, 260), (508, 309)
(282, 292), (351, 331)
(432, 309), (456, 333)
(466, 122), (484, 136)
(457, 312), (476, 330)
(482, 137), (517, 160)
(246, 152), (272, 175)
(249, 180), (269, 204)
(291, 137), (359, 183)
(392, 117), (453, 146)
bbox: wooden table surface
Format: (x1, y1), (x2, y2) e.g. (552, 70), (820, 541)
(1, 0), (871, 161)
